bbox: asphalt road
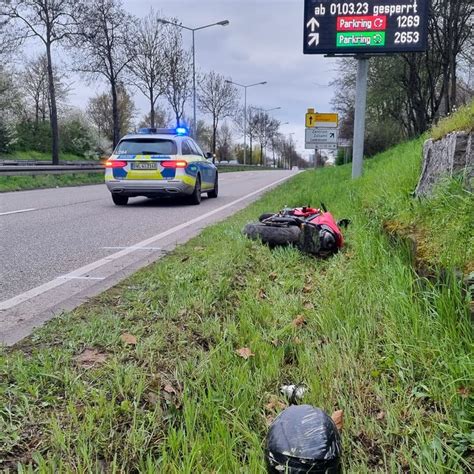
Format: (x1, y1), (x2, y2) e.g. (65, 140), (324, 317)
(0, 170), (295, 344)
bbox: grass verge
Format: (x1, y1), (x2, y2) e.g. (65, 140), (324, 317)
(431, 100), (474, 140)
(1, 139), (473, 471)
(0, 173), (104, 192)
(0, 151), (94, 162)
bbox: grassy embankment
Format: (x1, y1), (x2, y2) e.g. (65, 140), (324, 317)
(0, 173), (104, 193)
(1, 115), (473, 470)
(0, 165), (273, 192)
(0, 151), (93, 162)
(0, 150), (102, 192)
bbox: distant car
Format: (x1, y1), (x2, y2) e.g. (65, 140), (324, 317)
(229, 160), (239, 165)
(219, 160), (229, 165)
(105, 128), (218, 206)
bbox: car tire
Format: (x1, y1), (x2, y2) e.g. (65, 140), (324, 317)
(112, 194), (129, 206)
(243, 223), (301, 247)
(189, 175), (202, 205)
(207, 175), (218, 198)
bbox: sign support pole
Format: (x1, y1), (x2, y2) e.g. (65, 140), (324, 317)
(352, 56), (369, 179)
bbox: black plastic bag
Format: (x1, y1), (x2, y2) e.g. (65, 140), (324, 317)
(265, 405), (342, 473)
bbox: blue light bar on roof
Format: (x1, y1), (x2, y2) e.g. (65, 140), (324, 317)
(137, 127), (188, 136)
(176, 127), (188, 136)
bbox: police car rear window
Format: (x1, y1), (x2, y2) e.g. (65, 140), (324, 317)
(115, 139), (177, 155)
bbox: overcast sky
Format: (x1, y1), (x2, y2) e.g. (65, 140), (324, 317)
(67, 0), (342, 157)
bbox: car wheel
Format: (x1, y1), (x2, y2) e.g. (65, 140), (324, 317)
(207, 175), (218, 198)
(243, 223), (301, 247)
(189, 175), (202, 205)
(112, 194), (129, 206)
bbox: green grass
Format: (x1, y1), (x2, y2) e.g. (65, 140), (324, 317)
(0, 173), (104, 192)
(0, 150), (95, 162)
(431, 100), (474, 140)
(1, 139), (473, 472)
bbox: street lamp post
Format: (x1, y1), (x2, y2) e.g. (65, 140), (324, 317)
(288, 132), (295, 170)
(274, 122), (289, 168)
(225, 80), (267, 165)
(159, 19), (230, 138)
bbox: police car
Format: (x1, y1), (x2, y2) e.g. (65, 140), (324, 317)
(105, 127), (218, 206)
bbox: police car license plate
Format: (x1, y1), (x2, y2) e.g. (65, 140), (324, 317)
(132, 162), (157, 170)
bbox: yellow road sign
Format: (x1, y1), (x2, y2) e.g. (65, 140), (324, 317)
(306, 110), (317, 128)
(306, 110), (339, 128)
(315, 113), (338, 124)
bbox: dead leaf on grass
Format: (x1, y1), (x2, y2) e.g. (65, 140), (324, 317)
(265, 414), (276, 427)
(120, 333), (137, 345)
(331, 409), (344, 431)
(258, 288), (268, 300)
(194, 246), (205, 251)
(163, 384), (177, 395)
(376, 410), (386, 421)
(74, 348), (107, 368)
(269, 272), (278, 281)
(303, 285), (313, 294)
(146, 392), (160, 406)
(271, 339), (281, 347)
(293, 337), (303, 345)
(303, 301), (314, 310)
(265, 395), (286, 413)
(292, 315), (306, 327)
(457, 387), (471, 398)
(235, 347), (255, 359)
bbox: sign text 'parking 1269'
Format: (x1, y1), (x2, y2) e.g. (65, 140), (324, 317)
(304, 0), (429, 55)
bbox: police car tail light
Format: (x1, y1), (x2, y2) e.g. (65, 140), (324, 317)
(105, 160), (127, 168)
(161, 160), (187, 169)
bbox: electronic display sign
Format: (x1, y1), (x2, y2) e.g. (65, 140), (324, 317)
(304, 0), (430, 55)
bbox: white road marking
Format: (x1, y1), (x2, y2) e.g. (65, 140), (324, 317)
(0, 208), (36, 217)
(0, 174), (294, 311)
(57, 276), (106, 281)
(102, 246), (162, 251)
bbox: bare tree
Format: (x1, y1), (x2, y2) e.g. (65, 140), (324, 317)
(87, 85), (136, 143)
(431, 0), (473, 114)
(127, 9), (168, 128)
(23, 54), (69, 125)
(138, 107), (172, 130)
(216, 122), (233, 161)
(1, 0), (76, 163)
(252, 110), (280, 165)
(163, 27), (192, 128)
(233, 106), (259, 163)
(73, 0), (134, 147)
(197, 71), (238, 157)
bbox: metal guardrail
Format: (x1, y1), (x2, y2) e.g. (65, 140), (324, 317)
(0, 160), (273, 176)
(0, 163), (104, 176)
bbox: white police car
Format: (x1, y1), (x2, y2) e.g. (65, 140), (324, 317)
(105, 128), (218, 205)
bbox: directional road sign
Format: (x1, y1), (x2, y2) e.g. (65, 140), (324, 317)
(306, 110), (339, 128)
(305, 142), (338, 150)
(306, 128), (338, 145)
(304, 0), (430, 55)
(306, 111), (318, 128)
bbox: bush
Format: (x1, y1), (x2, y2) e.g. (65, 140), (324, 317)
(0, 116), (17, 154)
(365, 118), (404, 156)
(15, 120), (52, 153)
(335, 147), (351, 166)
(60, 114), (95, 157)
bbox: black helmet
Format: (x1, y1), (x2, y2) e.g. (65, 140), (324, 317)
(265, 405), (342, 473)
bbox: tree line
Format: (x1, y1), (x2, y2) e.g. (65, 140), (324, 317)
(332, 0), (473, 159)
(0, 0), (304, 168)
